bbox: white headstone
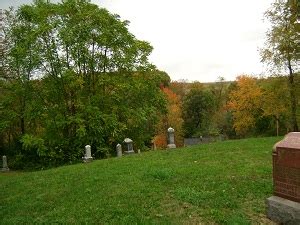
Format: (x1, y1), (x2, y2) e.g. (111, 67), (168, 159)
(1, 155), (9, 172)
(116, 144), (122, 157)
(85, 145), (91, 158)
(82, 145), (93, 162)
(167, 127), (176, 149)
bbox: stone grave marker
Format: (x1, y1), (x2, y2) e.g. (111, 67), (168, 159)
(82, 145), (93, 162)
(151, 139), (157, 150)
(124, 138), (134, 155)
(167, 127), (176, 149)
(116, 144), (122, 157)
(266, 132), (300, 224)
(1, 155), (9, 172)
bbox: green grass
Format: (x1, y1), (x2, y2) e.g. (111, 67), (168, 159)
(0, 137), (280, 224)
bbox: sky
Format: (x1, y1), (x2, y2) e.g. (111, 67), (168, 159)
(1, 0), (274, 82)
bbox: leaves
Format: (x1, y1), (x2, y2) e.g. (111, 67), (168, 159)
(260, 0), (299, 131)
(182, 86), (216, 137)
(0, 0), (168, 168)
(227, 76), (263, 136)
(154, 87), (184, 148)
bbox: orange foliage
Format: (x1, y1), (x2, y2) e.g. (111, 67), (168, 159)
(154, 87), (184, 148)
(153, 134), (167, 148)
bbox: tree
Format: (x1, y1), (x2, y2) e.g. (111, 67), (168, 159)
(182, 85), (216, 137)
(227, 76), (263, 136)
(1, 0), (166, 168)
(209, 76), (231, 136)
(261, 0), (299, 131)
(169, 80), (188, 99)
(154, 87), (184, 148)
(261, 77), (290, 136)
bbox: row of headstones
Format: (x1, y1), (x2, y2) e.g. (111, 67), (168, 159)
(116, 128), (177, 157)
(83, 127), (177, 162)
(82, 137), (137, 162)
(1, 128), (177, 169)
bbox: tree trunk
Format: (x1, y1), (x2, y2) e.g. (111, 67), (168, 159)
(287, 60), (299, 131)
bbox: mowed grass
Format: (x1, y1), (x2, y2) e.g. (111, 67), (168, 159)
(0, 137), (280, 224)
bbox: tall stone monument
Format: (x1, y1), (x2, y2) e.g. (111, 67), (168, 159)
(167, 127), (176, 149)
(1, 156), (9, 172)
(82, 145), (93, 163)
(266, 132), (300, 224)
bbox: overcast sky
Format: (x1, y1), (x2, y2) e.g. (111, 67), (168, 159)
(1, 0), (273, 82)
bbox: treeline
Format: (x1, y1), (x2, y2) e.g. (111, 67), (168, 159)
(0, 0), (170, 169)
(153, 75), (300, 149)
(153, 0), (300, 147)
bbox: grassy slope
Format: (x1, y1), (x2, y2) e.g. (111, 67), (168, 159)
(0, 137), (280, 224)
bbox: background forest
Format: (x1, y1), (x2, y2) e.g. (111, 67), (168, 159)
(0, 0), (299, 169)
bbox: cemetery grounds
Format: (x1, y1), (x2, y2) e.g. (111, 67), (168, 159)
(0, 137), (280, 224)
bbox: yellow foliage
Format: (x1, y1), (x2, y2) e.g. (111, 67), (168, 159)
(227, 75), (263, 135)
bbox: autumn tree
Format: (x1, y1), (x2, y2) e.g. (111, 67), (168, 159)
(227, 76), (263, 136)
(261, 0), (299, 131)
(154, 87), (184, 148)
(169, 80), (188, 100)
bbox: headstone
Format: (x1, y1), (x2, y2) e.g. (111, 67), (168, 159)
(151, 139), (157, 150)
(266, 132), (300, 224)
(116, 144), (122, 157)
(167, 127), (176, 149)
(1, 156), (9, 172)
(124, 138), (134, 155)
(82, 145), (93, 163)
(137, 149), (141, 154)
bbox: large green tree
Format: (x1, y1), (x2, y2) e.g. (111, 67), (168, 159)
(1, 0), (167, 168)
(261, 0), (299, 131)
(182, 86), (216, 137)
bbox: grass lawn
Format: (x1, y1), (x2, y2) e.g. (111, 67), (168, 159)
(0, 137), (280, 224)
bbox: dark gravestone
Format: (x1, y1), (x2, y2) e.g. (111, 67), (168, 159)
(266, 132), (300, 224)
(272, 132), (300, 202)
